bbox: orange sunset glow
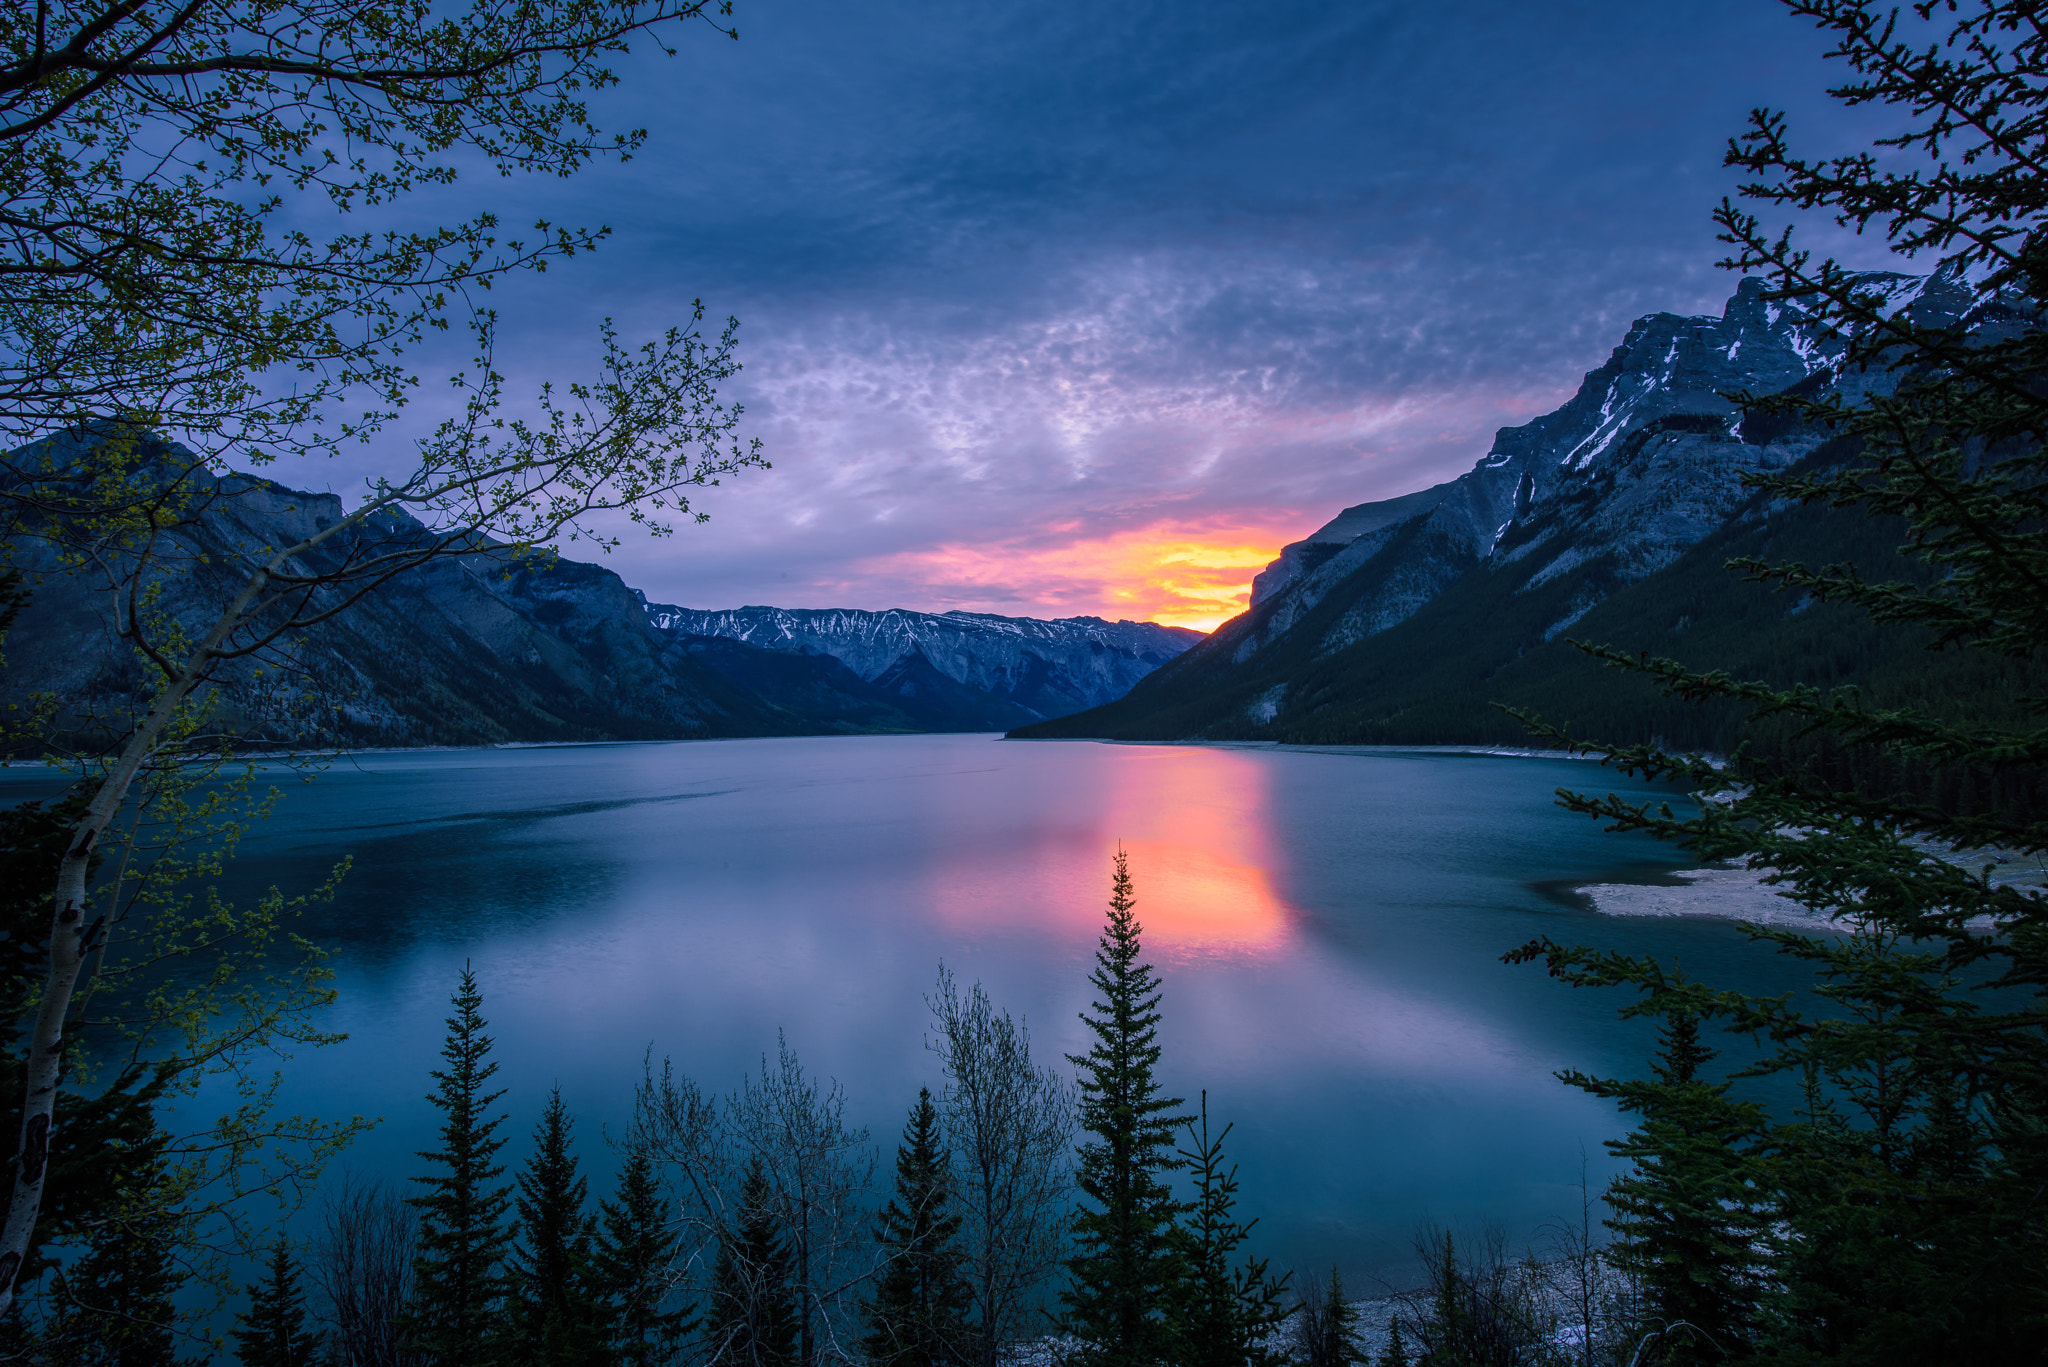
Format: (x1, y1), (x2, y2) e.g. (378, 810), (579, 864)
(864, 520), (1297, 630)
(923, 746), (1295, 957)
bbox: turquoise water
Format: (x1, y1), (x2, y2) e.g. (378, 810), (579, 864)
(2, 735), (1805, 1288)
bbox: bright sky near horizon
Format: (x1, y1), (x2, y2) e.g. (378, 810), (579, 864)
(352, 0), (1907, 631)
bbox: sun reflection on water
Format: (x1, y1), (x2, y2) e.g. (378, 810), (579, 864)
(927, 746), (1296, 958)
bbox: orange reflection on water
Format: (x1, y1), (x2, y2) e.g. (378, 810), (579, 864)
(1111, 837), (1288, 955)
(923, 747), (1296, 958)
(1105, 749), (1292, 956)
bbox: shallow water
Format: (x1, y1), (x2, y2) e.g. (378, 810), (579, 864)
(0, 735), (1808, 1287)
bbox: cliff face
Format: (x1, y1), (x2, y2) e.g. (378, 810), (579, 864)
(1013, 269), (2010, 744)
(0, 449), (1201, 746)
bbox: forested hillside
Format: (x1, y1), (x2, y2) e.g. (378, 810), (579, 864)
(1016, 268), (2046, 819)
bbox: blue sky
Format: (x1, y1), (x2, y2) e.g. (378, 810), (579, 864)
(377, 0), (1905, 626)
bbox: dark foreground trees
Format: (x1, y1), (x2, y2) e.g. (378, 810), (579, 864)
(302, 861), (1317, 1367)
(927, 970), (1074, 1367)
(704, 1159), (801, 1367)
(510, 1088), (604, 1367)
(1168, 1095), (1288, 1367)
(404, 967), (513, 1364)
(0, 0), (764, 1306)
(233, 1242), (325, 1367)
(1581, 1005), (1764, 1365)
(595, 1143), (694, 1367)
(1063, 848), (1190, 1367)
(862, 1089), (972, 1367)
(1291, 1266), (1361, 1367)
(1507, 1), (2048, 1361)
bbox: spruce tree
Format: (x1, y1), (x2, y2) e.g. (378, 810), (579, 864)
(1425, 1238), (1459, 1361)
(1574, 1004), (1765, 1364)
(1164, 1093), (1288, 1367)
(508, 1086), (604, 1367)
(1500, 4), (2048, 1360)
(233, 1241), (324, 1367)
(863, 1088), (972, 1367)
(1297, 1267), (1360, 1367)
(595, 1141), (693, 1367)
(405, 965), (513, 1367)
(48, 1153), (189, 1367)
(1063, 848), (1189, 1367)
(702, 1158), (798, 1367)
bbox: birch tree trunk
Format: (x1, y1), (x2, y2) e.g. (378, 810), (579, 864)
(0, 563), (270, 1306)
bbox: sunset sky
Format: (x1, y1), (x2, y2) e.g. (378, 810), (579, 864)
(386, 0), (1902, 632)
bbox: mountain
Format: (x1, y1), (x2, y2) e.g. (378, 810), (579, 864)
(0, 467), (812, 748)
(0, 446), (1199, 747)
(1014, 269), (2031, 749)
(647, 604), (1200, 728)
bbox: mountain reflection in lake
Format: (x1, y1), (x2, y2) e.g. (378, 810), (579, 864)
(2, 734), (1809, 1287)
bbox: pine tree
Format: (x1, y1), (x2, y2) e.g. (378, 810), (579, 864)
(1164, 1093), (1288, 1367)
(1499, 5), (2048, 1358)
(508, 1086), (604, 1367)
(1566, 999), (1766, 1364)
(702, 1159), (798, 1367)
(1377, 1321), (1408, 1367)
(1063, 848), (1190, 1367)
(47, 1153), (190, 1367)
(863, 1088), (972, 1367)
(233, 1241), (324, 1367)
(1293, 1266), (1360, 1367)
(594, 1141), (693, 1367)
(405, 965), (513, 1367)
(1425, 1238), (1459, 1363)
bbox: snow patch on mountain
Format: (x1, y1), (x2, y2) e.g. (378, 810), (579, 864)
(644, 604), (1202, 719)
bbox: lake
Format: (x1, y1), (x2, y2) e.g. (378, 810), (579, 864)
(3, 734), (1807, 1289)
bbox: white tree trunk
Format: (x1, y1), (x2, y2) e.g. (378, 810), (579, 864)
(0, 566), (269, 1310)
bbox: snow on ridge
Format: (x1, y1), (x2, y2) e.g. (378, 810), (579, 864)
(643, 602), (1201, 689)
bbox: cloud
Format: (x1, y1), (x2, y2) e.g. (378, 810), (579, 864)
(604, 240), (1664, 614)
(291, 0), (1927, 622)
(858, 518), (1297, 630)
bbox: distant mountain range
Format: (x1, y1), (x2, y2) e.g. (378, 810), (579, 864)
(1015, 269), (2034, 750)
(649, 604), (1194, 728)
(0, 464), (1199, 747)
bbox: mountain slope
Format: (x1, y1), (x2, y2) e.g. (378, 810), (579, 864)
(648, 604), (1200, 720)
(0, 469), (815, 747)
(0, 442), (1202, 746)
(1015, 269), (2021, 747)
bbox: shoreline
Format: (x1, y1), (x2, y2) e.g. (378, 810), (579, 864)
(1578, 849), (2048, 926)
(1020, 736), (1617, 762)
(0, 733), (1636, 771)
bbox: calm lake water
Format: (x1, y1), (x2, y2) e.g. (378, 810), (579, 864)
(5, 735), (1808, 1288)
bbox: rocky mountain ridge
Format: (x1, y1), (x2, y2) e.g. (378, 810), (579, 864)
(0, 444), (1199, 747)
(647, 603), (1199, 723)
(1016, 267), (2017, 744)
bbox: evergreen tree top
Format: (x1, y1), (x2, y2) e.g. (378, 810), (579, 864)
(233, 1240), (323, 1367)
(1068, 848), (1186, 1132)
(404, 964), (514, 1366)
(515, 1085), (592, 1248)
(1062, 848), (1191, 1367)
(1653, 1005), (1714, 1088)
(415, 963), (509, 1179)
